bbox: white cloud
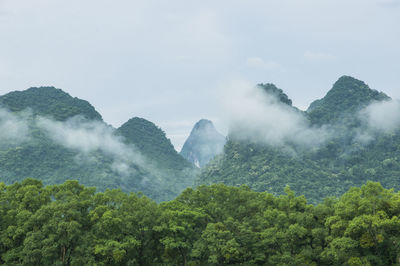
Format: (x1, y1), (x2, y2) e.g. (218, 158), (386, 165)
(360, 99), (400, 133)
(0, 108), (30, 143)
(36, 116), (146, 176)
(219, 80), (329, 147)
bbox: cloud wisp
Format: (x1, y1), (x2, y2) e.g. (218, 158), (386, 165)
(0, 108), (30, 143)
(36, 116), (147, 176)
(219, 80), (330, 148)
(359, 99), (400, 134)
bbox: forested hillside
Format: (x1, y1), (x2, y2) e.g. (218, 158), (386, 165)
(118, 117), (192, 170)
(1, 179), (400, 265)
(0, 86), (103, 121)
(0, 87), (196, 202)
(198, 76), (400, 203)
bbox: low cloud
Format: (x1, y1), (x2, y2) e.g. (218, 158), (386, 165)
(359, 99), (400, 133)
(0, 108), (30, 143)
(36, 116), (146, 176)
(220, 80), (330, 147)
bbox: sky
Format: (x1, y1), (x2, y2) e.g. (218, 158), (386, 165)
(0, 0), (399, 151)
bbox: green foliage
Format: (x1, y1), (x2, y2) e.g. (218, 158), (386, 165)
(197, 76), (400, 204)
(117, 117), (192, 171)
(0, 87), (197, 202)
(257, 83), (293, 106)
(0, 86), (102, 121)
(307, 76), (389, 125)
(2, 179), (400, 265)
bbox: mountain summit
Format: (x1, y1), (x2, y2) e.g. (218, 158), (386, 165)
(0, 86), (102, 121)
(307, 76), (390, 125)
(180, 119), (226, 167)
(117, 117), (192, 170)
(257, 83), (293, 106)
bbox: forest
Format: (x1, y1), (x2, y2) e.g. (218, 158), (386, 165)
(198, 76), (400, 203)
(1, 178), (400, 265)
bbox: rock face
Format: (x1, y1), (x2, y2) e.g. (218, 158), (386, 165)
(180, 119), (226, 167)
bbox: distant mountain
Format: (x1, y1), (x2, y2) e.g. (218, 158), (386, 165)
(0, 87), (196, 202)
(307, 76), (390, 125)
(180, 119), (226, 167)
(258, 83), (293, 106)
(117, 117), (193, 170)
(0, 86), (102, 121)
(197, 76), (400, 203)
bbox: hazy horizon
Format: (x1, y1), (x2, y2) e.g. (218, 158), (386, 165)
(1, 0), (399, 150)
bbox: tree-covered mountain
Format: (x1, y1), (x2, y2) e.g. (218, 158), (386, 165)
(307, 76), (390, 125)
(258, 83), (293, 106)
(117, 117), (192, 170)
(0, 87), (195, 202)
(197, 76), (400, 203)
(180, 119), (226, 167)
(0, 86), (102, 121)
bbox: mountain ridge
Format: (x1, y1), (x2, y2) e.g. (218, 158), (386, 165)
(197, 76), (400, 203)
(307, 75), (390, 125)
(0, 86), (103, 121)
(0, 87), (196, 202)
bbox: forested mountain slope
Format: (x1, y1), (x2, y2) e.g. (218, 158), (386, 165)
(197, 76), (400, 203)
(0, 86), (102, 121)
(180, 119), (226, 167)
(308, 76), (390, 125)
(0, 87), (195, 202)
(117, 117), (192, 170)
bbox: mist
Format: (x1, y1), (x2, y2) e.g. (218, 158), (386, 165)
(360, 99), (400, 133)
(219, 80), (330, 148)
(36, 116), (147, 176)
(0, 108), (30, 143)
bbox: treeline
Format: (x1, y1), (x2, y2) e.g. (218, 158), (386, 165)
(1, 179), (400, 265)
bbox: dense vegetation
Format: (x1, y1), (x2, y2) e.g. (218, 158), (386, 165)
(0, 87), (196, 202)
(1, 179), (400, 265)
(198, 76), (400, 203)
(307, 76), (389, 125)
(0, 87), (103, 121)
(258, 83), (293, 106)
(118, 117), (192, 171)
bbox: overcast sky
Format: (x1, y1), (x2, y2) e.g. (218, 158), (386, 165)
(1, 0), (399, 150)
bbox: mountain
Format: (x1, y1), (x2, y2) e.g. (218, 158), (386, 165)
(180, 119), (226, 167)
(117, 117), (192, 170)
(0, 87), (196, 202)
(307, 76), (390, 125)
(258, 83), (293, 106)
(197, 76), (400, 203)
(0, 86), (102, 121)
